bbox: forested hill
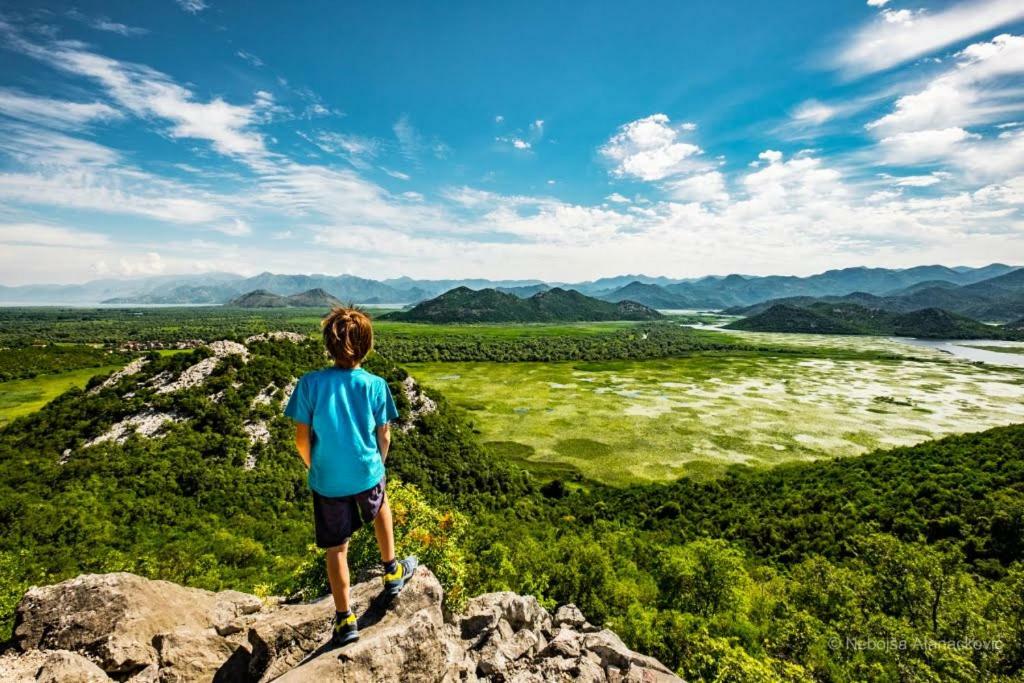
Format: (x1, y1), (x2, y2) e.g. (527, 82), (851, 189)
(726, 302), (1019, 339)
(382, 286), (663, 323)
(228, 287), (342, 308)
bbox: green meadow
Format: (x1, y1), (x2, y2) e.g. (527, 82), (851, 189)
(408, 340), (1024, 485)
(0, 365), (122, 427)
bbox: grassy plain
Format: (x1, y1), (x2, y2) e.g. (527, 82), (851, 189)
(408, 334), (1024, 484)
(0, 365), (122, 427)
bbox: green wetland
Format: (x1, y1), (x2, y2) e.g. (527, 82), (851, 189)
(410, 332), (1024, 484)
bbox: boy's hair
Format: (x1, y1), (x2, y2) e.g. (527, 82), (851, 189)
(322, 306), (374, 368)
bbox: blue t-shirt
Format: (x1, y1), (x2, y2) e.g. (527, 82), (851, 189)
(284, 367), (399, 497)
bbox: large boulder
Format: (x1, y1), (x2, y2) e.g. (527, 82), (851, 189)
(13, 572), (262, 676)
(7, 566), (684, 682)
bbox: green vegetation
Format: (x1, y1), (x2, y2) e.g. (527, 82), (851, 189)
(0, 365), (124, 427)
(408, 352), (1024, 485)
(382, 286), (662, 323)
(2, 308), (1023, 681)
(0, 344), (132, 381)
(727, 303), (1016, 339)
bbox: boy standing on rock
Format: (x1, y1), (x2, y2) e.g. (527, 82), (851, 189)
(285, 306), (417, 646)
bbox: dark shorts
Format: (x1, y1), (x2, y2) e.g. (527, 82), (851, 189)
(312, 478), (386, 549)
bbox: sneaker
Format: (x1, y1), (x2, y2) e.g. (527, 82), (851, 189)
(332, 611), (359, 646)
(383, 556), (418, 597)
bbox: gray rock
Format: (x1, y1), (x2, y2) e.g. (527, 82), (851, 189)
(14, 572), (263, 675)
(553, 603), (588, 629)
(153, 629), (241, 683)
(273, 569), (450, 683)
(7, 566), (683, 682)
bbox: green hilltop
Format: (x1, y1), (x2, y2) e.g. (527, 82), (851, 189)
(382, 286), (663, 323)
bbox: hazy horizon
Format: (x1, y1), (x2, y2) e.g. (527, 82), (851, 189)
(0, 261), (1019, 290)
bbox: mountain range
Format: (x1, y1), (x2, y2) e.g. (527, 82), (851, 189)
(381, 286), (663, 323)
(725, 267), (1024, 323)
(0, 264), (1019, 312)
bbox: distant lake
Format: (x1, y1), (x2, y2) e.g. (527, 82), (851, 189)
(893, 338), (1024, 368)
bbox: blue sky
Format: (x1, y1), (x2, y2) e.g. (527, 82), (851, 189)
(1, 0), (1023, 284)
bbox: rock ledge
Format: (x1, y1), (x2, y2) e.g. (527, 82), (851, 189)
(2, 568), (683, 682)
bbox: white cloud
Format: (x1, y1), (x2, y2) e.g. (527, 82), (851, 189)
(0, 223), (110, 248)
(758, 149), (783, 164)
(878, 127), (980, 164)
(606, 193), (631, 204)
(117, 252), (165, 276)
(881, 9), (919, 26)
(867, 34), (1024, 136)
(835, 0), (1024, 75)
(513, 138), (530, 149)
(90, 19), (147, 36)
(600, 114), (703, 181)
(791, 100), (837, 125)
(866, 0), (890, 6)
(665, 171), (729, 204)
(384, 168), (411, 180)
(0, 88), (122, 130)
(5, 30), (269, 160)
(893, 173), (947, 186)
(306, 131), (379, 159)
(495, 115), (504, 124)
(215, 218), (252, 237)
(175, 0), (208, 13)
(236, 50), (264, 67)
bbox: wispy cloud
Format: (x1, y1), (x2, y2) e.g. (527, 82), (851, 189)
(236, 50), (263, 67)
(174, 0), (208, 14)
(66, 10), (148, 36)
(0, 88), (122, 130)
(3, 24), (269, 160)
(835, 0), (1024, 75)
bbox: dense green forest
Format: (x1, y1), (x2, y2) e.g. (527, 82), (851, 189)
(0, 345), (132, 381)
(1, 329), (1022, 681)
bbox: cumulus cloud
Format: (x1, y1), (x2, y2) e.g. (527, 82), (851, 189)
(878, 127), (980, 164)
(664, 171), (729, 204)
(600, 114), (703, 181)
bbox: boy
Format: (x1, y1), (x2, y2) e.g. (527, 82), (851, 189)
(285, 306), (417, 646)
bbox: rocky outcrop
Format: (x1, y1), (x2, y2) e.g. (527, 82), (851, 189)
(399, 375), (437, 433)
(4, 567), (682, 682)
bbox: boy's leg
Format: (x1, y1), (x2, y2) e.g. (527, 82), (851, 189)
(373, 495), (396, 565)
(370, 492), (418, 596)
(324, 542), (350, 613)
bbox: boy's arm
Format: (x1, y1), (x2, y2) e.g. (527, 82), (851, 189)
(376, 423), (391, 462)
(294, 423), (312, 469)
